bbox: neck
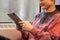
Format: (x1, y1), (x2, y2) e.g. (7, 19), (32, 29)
(45, 5), (56, 13)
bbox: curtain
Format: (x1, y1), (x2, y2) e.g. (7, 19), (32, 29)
(0, 0), (39, 22)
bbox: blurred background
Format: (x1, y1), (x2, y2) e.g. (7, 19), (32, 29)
(0, 0), (39, 22)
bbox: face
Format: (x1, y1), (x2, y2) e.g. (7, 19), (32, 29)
(39, 0), (55, 10)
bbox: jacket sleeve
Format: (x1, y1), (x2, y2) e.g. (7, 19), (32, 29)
(21, 31), (29, 40)
(21, 31), (36, 40)
(49, 16), (60, 36)
(50, 22), (60, 36)
(30, 27), (51, 40)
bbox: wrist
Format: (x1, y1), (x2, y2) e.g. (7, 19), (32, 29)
(30, 27), (38, 33)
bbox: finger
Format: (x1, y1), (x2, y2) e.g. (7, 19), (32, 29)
(19, 21), (25, 23)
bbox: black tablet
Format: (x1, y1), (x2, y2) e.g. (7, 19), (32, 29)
(8, 13), (22, 25)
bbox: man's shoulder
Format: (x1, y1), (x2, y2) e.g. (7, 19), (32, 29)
(55, 11), (60, 17)
(54, 11), (60, 23)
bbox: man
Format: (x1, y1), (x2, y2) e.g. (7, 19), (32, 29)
(17, 0), (60, 40)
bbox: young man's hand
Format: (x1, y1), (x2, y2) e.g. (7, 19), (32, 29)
(18, 21), (34, 31)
